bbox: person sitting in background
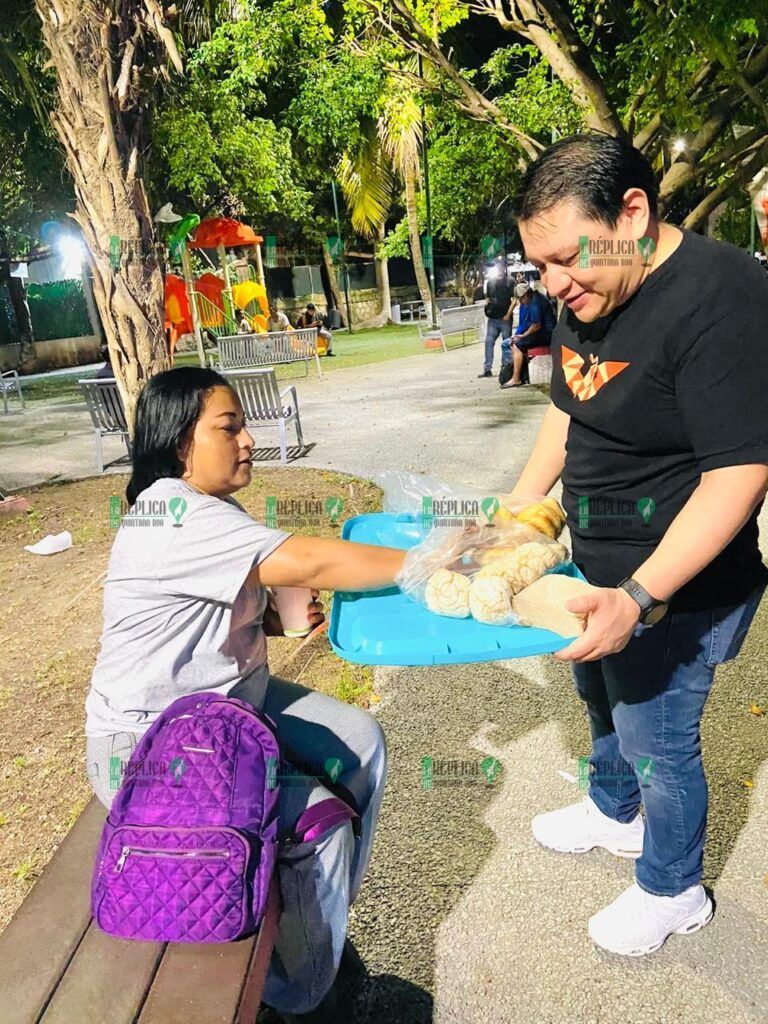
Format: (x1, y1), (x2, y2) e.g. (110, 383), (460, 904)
(500, 283), (555, 388)
(267, 303), (291, 333)
(95, 342), (114, 379)
(235, 309), (253, 335)
(296, 303), (335, 356)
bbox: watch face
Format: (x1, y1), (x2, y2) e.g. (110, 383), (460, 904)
(643, 602), (668, 625)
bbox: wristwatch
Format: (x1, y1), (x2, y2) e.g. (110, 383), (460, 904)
(617, 577), (669, 625)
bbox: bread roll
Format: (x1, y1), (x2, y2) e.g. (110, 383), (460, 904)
(512, 574), (596, 637)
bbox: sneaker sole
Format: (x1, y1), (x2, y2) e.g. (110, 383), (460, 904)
(591, 898), (714, 957)
(533, 835), (643, 859)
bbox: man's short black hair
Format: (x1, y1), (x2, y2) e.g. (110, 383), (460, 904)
(512, 133), (659, 229)
(307, 303), (316, 310)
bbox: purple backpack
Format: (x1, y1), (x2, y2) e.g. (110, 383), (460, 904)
(91, 692), (356, 943)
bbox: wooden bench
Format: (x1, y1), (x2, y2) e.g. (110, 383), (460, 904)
(210, 330), (322, 378)
(418, 302), (486, 353)
(222, 369), (306, 466)
(0, 796), (280, 1024)
(78, 379), (131, 474)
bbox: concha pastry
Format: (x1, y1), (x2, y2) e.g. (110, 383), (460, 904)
(425, 568), (471, 618)
(469, 576), (514, 625)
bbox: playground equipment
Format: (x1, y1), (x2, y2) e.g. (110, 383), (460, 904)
(165, 215), (287, 365)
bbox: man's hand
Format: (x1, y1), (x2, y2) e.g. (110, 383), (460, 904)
(554, 587), (641, 662)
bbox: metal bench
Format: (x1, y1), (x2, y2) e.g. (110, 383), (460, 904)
(418, 302), (486, 353)
(210, 329), (322, 378)
(0, 796), (280, 1024)
(222, 368), (305, 466)
(1, 369), (25, 414)
(78, 379), (131, 474)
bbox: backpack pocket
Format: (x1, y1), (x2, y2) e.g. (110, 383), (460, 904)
(93, 823), (256, 942)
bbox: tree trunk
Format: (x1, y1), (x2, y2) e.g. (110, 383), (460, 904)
(404, 165), (432, 311)
(0, 230), (36, 368)
(35, 0), (171, 432)
(322, 244), (347, 326)
(374, 222), (392, 322)
(8, 276), (36, 369)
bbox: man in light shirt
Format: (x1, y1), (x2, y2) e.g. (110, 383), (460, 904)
(267, 303), (291, 333)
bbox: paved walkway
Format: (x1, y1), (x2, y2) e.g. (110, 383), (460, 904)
(3, 345), (767, 1024)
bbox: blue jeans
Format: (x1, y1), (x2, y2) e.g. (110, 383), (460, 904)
(484, 317), (511, 371)
(573, 583), (765, 896)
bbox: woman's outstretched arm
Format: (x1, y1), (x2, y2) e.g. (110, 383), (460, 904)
(248, 535), (407, 593)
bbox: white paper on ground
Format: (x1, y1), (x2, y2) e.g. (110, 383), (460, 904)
(24, 531), (73, 555)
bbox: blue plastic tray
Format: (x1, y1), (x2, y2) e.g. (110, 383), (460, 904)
(329, 513), (586, 666)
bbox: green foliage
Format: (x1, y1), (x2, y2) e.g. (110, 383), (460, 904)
(484, 45), (584, 140)
(154, 92), (310, 219)
(0, 1), (72, 253)
(378, 216), (412, 259)
(427, 105), (521, 247)
(712, 195), (753, 249)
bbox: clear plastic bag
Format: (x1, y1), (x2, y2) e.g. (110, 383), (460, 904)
(376, 470), (566, 536)
(394, 518), (570, 627)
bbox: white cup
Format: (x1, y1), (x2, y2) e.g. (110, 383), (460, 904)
(270, 586), (313, 638)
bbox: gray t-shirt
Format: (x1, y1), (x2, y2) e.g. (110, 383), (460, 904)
(85, 478), (292, 738)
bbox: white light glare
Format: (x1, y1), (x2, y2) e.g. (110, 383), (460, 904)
(58, 235), (86, 277)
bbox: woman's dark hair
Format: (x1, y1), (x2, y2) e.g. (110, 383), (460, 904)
(512, 132), (659, 228)
(126, 367), (231, 505)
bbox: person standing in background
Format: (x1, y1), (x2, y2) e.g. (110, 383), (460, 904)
(478, 260), (515, 378)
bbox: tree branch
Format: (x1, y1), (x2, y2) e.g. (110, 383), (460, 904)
(365, 0), (542, 161)
(683, 137), (768, 231)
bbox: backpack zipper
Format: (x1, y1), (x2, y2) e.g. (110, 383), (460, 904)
(115, 845), (230, 873)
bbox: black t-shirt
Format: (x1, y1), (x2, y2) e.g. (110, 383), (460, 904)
(486, 279), (514, 319)
(550, 229), (768, 612)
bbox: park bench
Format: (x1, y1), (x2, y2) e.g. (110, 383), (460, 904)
(78, 378), (131, 474)
(1, 369), (26, 414)
(418, 301), (486, 352)
(0, 795), (280, 1024)
(210, 329), (322, 378)
(222, 368), (306, 466)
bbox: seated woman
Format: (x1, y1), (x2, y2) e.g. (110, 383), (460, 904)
(84, 367), (405, 1020)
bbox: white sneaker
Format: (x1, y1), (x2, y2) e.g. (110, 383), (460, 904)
(589, 882), (713, 956)
(531, 795), (644, 858)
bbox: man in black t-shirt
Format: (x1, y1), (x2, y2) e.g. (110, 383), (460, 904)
(479, 260), (515, 377)
(508, 133), (768, 958)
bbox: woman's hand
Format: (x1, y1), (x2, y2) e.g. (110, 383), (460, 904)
(307, 589), (325, 629)
(263, 589), (326, 637)
(554, 587), (641, 662)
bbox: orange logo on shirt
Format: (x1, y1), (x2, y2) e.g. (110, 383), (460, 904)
(562, 345), (630, 401)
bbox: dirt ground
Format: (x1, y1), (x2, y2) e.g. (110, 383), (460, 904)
(0, 467), (383, 933)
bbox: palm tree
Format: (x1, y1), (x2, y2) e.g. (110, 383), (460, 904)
(338, 76), (433, 319)
(337, 127), (394, 326)
(378, 83), (433, 314)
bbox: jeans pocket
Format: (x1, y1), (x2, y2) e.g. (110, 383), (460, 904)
(706, 584), (765, 667)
